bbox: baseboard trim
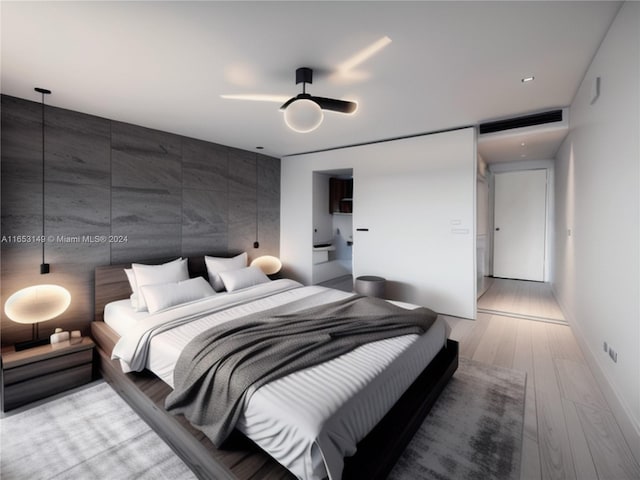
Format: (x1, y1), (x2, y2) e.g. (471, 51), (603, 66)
(552, 291), (640, 466)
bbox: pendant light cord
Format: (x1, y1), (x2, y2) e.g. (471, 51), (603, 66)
(41, 90), (46, 265)
(35, 87), (51, 273)
(254, 155), (259, 247)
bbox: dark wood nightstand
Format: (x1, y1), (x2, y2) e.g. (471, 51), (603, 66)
(1, 337), (95, 411)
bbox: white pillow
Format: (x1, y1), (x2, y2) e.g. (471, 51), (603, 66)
(130, 292), (140, 311)
(124, 269), (141, 310)
(205, 252), (248, 291)
(140, 277), (215, 314)
(219, 266), (270, 292)
(131, 258), (188, 311)
(124, 268), (138, 294)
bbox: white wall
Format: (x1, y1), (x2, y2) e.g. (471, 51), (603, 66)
(553, 1), (640, 457)
(281, 128), (476, 319)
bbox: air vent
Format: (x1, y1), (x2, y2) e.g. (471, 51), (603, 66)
(479, 110), (563, 135)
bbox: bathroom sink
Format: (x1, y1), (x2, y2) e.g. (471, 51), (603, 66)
(313, 244), (335, 251)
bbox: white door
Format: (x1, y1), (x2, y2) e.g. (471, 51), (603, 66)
(493, 169), (547, 281)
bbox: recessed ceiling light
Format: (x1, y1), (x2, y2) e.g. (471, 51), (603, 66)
(520, 142), (526, 147)
(521, 76), (535, 83)
(521, 154), (527, 158)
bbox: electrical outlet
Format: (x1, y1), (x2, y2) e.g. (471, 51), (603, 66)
(603, 341), (608, 352)
(608, 347), (617, 363)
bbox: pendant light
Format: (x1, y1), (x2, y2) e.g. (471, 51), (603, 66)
(250, 255), (282, 276)
(3, 88), (72, 350)
(35, 87), (51, 274)
(253, 154), (259, 248)
(249, 152), (282, 275)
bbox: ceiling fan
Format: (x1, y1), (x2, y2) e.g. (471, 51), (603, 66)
(221, 36), (391, 133)
(224, 67), (357, 133)
(280, 67), (357, 133)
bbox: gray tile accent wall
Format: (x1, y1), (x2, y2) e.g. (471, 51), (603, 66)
(0, 95), (280, 346)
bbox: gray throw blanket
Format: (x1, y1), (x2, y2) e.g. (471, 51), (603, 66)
(165, 294), (437, 447)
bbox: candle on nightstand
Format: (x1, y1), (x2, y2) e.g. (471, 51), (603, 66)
(50, 330), (70, 344)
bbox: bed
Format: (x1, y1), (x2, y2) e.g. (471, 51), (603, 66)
(91, 255), (458, 480)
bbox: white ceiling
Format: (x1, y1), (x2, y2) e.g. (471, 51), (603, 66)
(1, 1), (621, 160)
(477, 114), (570, 164)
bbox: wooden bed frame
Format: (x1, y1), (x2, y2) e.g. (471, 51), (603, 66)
(91, 258), (459, 480)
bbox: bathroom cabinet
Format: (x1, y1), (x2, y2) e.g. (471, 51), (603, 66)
(329, 177), (353, 214)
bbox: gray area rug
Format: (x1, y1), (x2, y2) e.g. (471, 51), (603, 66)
(1, 360), (525, 480)
(0, 382), (196, 480)
(389, 357), (526, 480)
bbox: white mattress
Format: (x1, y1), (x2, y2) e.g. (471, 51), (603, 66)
(104, 299), (150, 334)
(106, 282), (447, 480)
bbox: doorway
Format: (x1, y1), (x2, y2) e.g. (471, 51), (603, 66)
(311, 169), (353, 287)
(492, 169), (547, 281)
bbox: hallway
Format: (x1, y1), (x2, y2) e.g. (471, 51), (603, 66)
(444, 283), (640, 480)
(477, 278), (566, 324)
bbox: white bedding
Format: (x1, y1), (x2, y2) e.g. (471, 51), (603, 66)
(104, 298), (151, 333)
(108, 279), (448, 480)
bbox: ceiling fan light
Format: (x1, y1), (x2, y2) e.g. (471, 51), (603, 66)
(284, 99), (324, 133)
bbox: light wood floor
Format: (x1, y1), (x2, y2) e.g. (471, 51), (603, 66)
(318, 274), (353, 293)
(478, 278), (566, 323)
(442, 280), (640, 480)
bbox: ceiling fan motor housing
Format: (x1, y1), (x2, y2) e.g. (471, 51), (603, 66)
(296, 67), (313, 85)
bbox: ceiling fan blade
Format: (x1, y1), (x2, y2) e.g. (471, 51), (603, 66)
(279, 95), (300, 111)
(336, 36), (392, 73)
(220, 94), (289, 103)
(311, 96), (358, 114)
(329, 36), (393, 85)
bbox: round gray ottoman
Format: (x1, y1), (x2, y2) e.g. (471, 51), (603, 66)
(354, 275), (386, 298)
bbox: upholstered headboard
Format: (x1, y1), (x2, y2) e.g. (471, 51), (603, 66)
(93, 254), (234, 322)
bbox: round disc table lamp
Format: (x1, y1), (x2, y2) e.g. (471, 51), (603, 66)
(4, 284), (71, 351)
